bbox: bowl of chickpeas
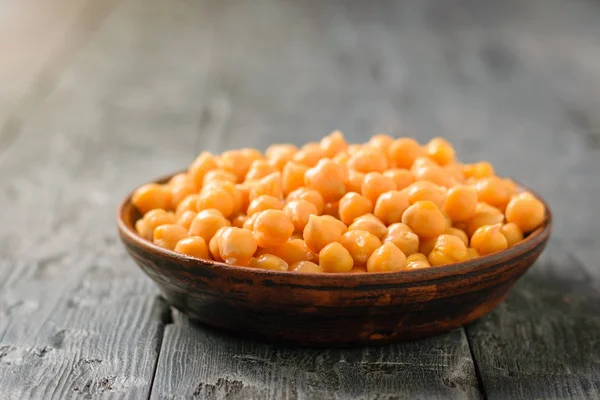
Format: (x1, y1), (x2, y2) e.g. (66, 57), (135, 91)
(118, 132), (551, 346)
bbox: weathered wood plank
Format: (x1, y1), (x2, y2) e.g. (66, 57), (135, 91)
(465, 241), (600, 399)
(0, 0), (217, 397)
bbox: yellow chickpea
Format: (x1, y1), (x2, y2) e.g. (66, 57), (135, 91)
(323, 201), (340, 219)
(188, 152), (218, 189)
(247, 195), (284, 216)
(169, 172), (194, 187)
(283, 199), (318, 232)
(266, 144), (298, 171)
(467, 248), (480, 259)
(374, 190), (410, 225)
(388, 138), (424, 169)
(245, 160), (278, 181)
(443, 185), (478, 223)
(402, 201), (447, 238)
(303, 214), (345, 253)
(249, 172), (283, 202)
(350, 265), (368, 273)
(169, 182), (197, 210)
(188, 209), (231, 242)
(383, 230), (419, 257)
(286, 187), (325, 215)
(341, 230), (382, 265)
(383, 169), (414, 190)
(465, 202), (505, 237)
(505, 192), (545, 233)
(428, 234), (469, 266)
(320, 130), (348, 158)
(218, 227), (258, 266)
(319, 242), (354, 273)
(347, 147), (388, 173)
(291, 261), (323, 273)
(412, 164), (454, 188)
(177, 210), (197, 230)
(153, 224), (189, 250)
(332, 152), (350, 166)
(243, 212), (260, 231)
(444, 163), (465, 183)
(361, 172), (397, 204)
(345, 170), (366, 193)
(348, 214), (388, 240)
(269, 238), (314, 265)
(197, 185), (234, 218)
(407, 181), (447, 208)
(132, 183), (172, 215)
(387, 223), (412, 235)
(500, 222), (524, 248)
(174, 236), (209, 259)
(202, 169), (238, 186)
(249, 254), (289, 271)
(471, 224), (508, 255)
(218, 150), (255, 182)
(418, 235), (438, 256)
(209, 226), (228, 261)
(204, 180), (243, 215)
(425, 137), (455, 165)
(252, 209), (294, 248)
(410, 157), (437, 174)
(476, 177), (511, 211)
(175, 194), (200, 219)
(135, 219), (151, 240)
(142, 209), (177, 240)
(338, 192), (373, 226)
(231, 214), (248, 228)
(282, 162), (309, 196)
(446, 227), (469, 247)
(304, 159), (347, 203)
(368, 134), (394, 152)
(293, 142), (325, 167)
(463, 162), (495, 179)
(367, 242), (407, 272)
(406, 253), (431, 269)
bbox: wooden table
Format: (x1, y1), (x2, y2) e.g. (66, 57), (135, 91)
(1, 0), (599, 398)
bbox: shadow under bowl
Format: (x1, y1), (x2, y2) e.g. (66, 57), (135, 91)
(117, 172), (552, 346)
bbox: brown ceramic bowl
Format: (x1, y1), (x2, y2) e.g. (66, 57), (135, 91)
(117, 172), (551, 346)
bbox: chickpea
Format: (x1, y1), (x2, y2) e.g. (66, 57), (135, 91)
(338, 192), (373, 225)
(444, 163), (465, 183)
(374, 190), (410, 225)
(413, 164), (454, 188)
(287, 187), (325, 215)
(467, 248), (480, 259)
(463, 162), (495, 179)
(218, 150), (255, 182)
(505, 192), (545, 233)
(350, 265), (368, 274)
(407, 181), (447, 208)
(470, 224), (508, 255)
(135, 219), (151, 240)
(341, 230), (382, 265)
(245, 160), (277, 181)
(305, 159), (347, 202)
(282, 162), (308, 196)
(428, 234), (469, 266)
(320, 242), (354, 273)
(249, 254), (289, 271)
(142, 209), (177, 240)
(383, 230), (419, 257)
(175, 194), (199, 219)
(169, 182), (197, 210)
(361, 172), (397, 204)
(252, 209), (294, 248)
(283, 199), (318, 232)
(203, 169), (238, 186)
(418, 236), (438, 256)
(188, 152), (218, 189)
(209, 226), (228, 261)
(406, 253), (431, 269)
(402, 201), (447, 238)
(188, 209), (230, 242)
(293, 142), (325, 167)
(132, 183), (172, 215)
(320, 130), (348, 158)
(476, 177), (511, 211)
(425, 137), (455, 165)
(175, 236), (209, 259)
(266, 144), (297, 171)
(345, 170), (366, 193)
(383, 169), (414, 190)
(270, 238), (314, 265)
(367, 242), (407, 272)
(247, 195), (284, 216)
(368, 134), (394, 153)
(348, 214), (387, 240)
(347, 147), (388, 173)
(235, 183), (250, 213)
(197, 185), (234, 217)
(446, 227), (469, 247)
(332, 152), (350, 166)
(204, 180), (243, 215)
(153, 224), (189, 250)
(231, 214), (248, 228)
(243, 212), (260, 231)
(169, 173), (194, 187)
(291, 261), (323, 274)
(443, 185), (478, 222)
(500, 222), (524, 248)
(177, 210), (197, 230)
(388, 138), (423, 169)
(465, 202), (504, 237)
(218, 227), (258, 266)
(249, 172), (283, 202)
(303, 214), (345, 253)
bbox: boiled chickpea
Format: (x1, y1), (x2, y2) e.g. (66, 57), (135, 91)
(218, 227), (258, 266)
(175, 194), (199, 219)
(465, 202), (504, 237)
(132, 183), (172, 215)
(446, 227), (469, 247)
(476, 177), (511, 211)
(202, 169), (238, 186)
(188, 152), (218, 189)
(362, 172), (397, 204)
(443, 185), (477, 222)
(154, 224), (189, 250)
(406, 253), (431, 269)
(374, 190), (410, 225)
(320, 130), (348, 158)
(463, 162), (495, 179)
(247, 195), (284, 216)
(341, 230), (382, 265)
(505, 192), (545, 233)
(266, 144), (297, 171)
(174, 236), (209, 259)
(347, 147), (388, 173)
(383, 169), (414, 190)
(197, 185), (234, 218)
(282, 162), (308, 196)
(407, 181), (447, 208)
(142, 209), (176, 240)
(286, 187), (325, 215)
(283, 199), (318, 232)
(348, 214), (388, 240)
(345, 170), (366, 193)
(428, 234), (469, 266)
(383, 230), (419, 257)
(188, 209), (231, 242)
(425, 137), (455, 165)
(319, 242), (354, 273)
(291, 261), (323, 273)
(269, 238), (315, 265)
(305, 159), (347, 202)
(249, 254), (289, 271)
(368, 134), (394, 152)
(245, 160), (277, 181)
(303, 214), (345, 253)
(388, 138), (423, 169)
(338, 192), (373, 226)
(293, 142), (325, 167)
(177, 210), (197, 230)
(367, 242), (407, 272)
(470, 224), (508, 255)
(252, 209), (294, 248)
(249, 172), (283, 202)
(500, 222), (524, 248)
(402, 201), (447, 238)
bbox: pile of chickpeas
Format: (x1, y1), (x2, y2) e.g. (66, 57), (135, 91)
(132, 132), (546, 273)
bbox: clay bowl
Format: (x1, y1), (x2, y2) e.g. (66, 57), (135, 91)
(117, 172), (552, 347)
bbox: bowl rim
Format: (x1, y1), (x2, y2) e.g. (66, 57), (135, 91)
(117, 171), (552, 283)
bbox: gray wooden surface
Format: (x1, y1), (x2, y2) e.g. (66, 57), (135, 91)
(0, 0), (599, 399)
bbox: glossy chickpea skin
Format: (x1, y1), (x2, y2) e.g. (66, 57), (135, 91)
(286, 187), (325, 215)
(291, 261), (323, 273)
(341, 230), (382, 265)
(247, 195), (284, 216)
(471, 224), (508, 255)
(282, 162), (308, 196)
(444, 185), (477, 223)
(500, 222), (524, 248)
(402, 201), (447, 239)
(367, 242), (407, 272)
(153, 224), (189, 250)
(303, 214), (345, 253)
(252, 209), (294, 248)
(188, 209), (231, 242)
(384, 169), (414, 190)
(304, 159), (347, 202)
(406, 253), (431, 269)
(383, 230), (419, 257)
(338, 192), (373, 226)
(374, 190), (410, 225)
(174, 236), (209, 259)
(269, 239), (314, 265)
(428, 234), (469, 267)
(283, 199), (318, 232)
(348, 214), (388, 240)
(249, 254), (289, 271)
(132, 183), (172, 215)
(505, 192), (545, 233)
(218, 227), (258, 266)
(361, 172), (396, 204)
(388, 138), (423, 169)
(319, 242), (354, 273)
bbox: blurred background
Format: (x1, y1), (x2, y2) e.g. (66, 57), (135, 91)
(1, 0), (599, 259)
